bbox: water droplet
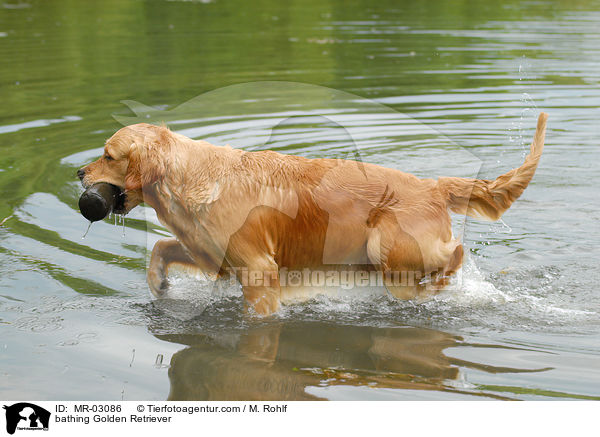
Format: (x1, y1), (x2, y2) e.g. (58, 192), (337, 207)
(499, 218), (512, 233)
(82, 222), (92, 239)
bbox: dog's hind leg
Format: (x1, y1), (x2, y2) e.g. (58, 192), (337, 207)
(430, 243), (464, 290)
(366, 218), (428, 300)
(147, 238), (219, 297)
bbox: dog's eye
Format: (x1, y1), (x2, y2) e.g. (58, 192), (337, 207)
(104, 154), (114, 161)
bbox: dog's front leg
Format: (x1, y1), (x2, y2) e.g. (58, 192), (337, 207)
(147, 238), (208, 297)
(235, 260), (281, 316)
(242, 283), (281, 316)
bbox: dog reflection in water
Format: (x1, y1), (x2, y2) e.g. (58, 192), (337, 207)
(155, 323), (549, 400)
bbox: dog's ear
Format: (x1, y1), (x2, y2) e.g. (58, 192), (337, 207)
(125, 142), (144, 192)
(125, 127), (171, 191)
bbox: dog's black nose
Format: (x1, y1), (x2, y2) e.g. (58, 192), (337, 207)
(77, 168), (85, 180)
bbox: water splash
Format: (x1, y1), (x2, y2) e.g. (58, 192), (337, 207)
(489, 218), (512, 234)
(521, 92), (538, 109)
(514, 58), (539, 158)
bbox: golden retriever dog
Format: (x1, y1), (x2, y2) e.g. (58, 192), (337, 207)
(78, 112), (547, 315)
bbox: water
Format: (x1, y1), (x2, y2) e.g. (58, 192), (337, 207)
(1, 0), (599, 400)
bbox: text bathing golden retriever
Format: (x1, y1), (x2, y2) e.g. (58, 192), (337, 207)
(78, 113), (547, 315)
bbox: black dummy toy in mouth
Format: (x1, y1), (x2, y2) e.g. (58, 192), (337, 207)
(78, 183), (125, 222)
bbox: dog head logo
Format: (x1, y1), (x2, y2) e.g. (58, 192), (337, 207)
(3, 403), (50, 435)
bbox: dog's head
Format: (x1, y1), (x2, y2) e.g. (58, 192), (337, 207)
(77, 123), (172, 214)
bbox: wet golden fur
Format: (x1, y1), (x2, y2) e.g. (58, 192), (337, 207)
(79, 113), (547, 315)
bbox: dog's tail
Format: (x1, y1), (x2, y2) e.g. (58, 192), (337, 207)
(438, 112), (547, 221)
